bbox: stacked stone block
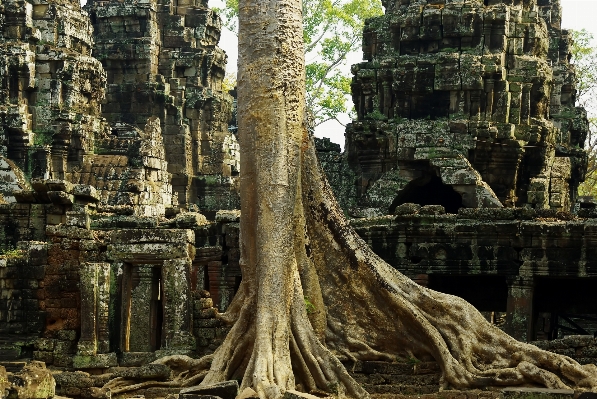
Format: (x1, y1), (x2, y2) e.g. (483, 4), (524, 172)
(0, 241), (47, 360)
(345, 360), (441, 395)
(85, 0), (238, 210)
(192, 290), (228, 357)
(315, 137), (359, 214)
(347, 0), (588, 214)
(0, 0), (106, 180)
(42, 218), (111, 368)
(78, 118), (173, 217)
(350, 205), (597, 341)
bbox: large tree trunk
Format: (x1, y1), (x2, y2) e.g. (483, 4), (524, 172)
(104, 0), (597, 397)
(201, 0), (366, 396)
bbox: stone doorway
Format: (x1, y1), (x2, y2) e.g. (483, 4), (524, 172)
(105, 228), (196, 358)
(121, 264), (164, 352)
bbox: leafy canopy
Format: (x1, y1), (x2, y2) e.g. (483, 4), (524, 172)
(214, 0), (383, 127)
(571, 29), (597, 196)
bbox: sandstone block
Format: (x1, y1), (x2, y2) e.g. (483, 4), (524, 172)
(9, 361), (55, 399)
(72, 353), (118, 369)
(180, 381), (238, 399)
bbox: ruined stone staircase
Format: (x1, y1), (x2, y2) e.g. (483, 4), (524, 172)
(342, 360), (441, 395)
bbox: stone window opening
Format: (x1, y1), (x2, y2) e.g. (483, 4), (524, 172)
(409, 91), (450, 120)
(8, 67), (19, 103)
(389, 174), (464, 214)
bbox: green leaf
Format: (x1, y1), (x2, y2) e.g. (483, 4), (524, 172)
(218, 0), (382, 127)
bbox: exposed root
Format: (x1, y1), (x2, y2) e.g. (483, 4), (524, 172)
(103, 356), (213, 395)
(300, 135), (597, 393)
(108, 380), (180, 395)
(102, 132), (597, 399)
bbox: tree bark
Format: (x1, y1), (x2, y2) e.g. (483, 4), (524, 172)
(201, 0), (366, 396)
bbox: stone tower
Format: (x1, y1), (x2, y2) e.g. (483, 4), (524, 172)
(0, 0), (106, 193)
(85, 0), (239, 211)
(347, 0), (588, 214)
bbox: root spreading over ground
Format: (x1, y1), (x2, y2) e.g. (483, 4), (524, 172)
(105, 136), (597, 398)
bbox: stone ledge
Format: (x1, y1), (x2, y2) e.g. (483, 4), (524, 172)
(118, 352), (157, 367)
(72, 353), (118, 369)
(501, 387), (574, 399)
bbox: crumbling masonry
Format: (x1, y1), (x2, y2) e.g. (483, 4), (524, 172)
(0, 0), (596, 396)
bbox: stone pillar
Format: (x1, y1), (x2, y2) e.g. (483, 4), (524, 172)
(509, 89), (522, 125)
(96, 265), (111, 354)
(161, 258), (195, 352)
(77, 262), (98, 356)
(521, 83), (532, 125)
(494, 80), (510, 123)
(74, 263), (117, 368)
(505, 277), (535, 342)
(470, 90), (481, 120)
(484, 78), (495, 120)
(382, 80), (392, 118)
(120, 262), (132, 352)
(207, 260), (223, 310)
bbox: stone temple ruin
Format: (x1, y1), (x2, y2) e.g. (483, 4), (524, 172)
(0, 0), (597, 396)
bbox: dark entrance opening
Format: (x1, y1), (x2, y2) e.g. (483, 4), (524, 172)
(149, 267), (163, 351)
(121, 264), (164, 352)
(428, 274), (509, 328)
(389, 175), (464, 214)
(534, 277), (597, 340)
(428, 274), (508, 311)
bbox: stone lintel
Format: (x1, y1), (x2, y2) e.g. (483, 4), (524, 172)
(110, 228), (194, 245)
(107, 242), (194, 262)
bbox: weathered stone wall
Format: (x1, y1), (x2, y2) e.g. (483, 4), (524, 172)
(0, 241), (47, 360)
(0, 201), (48, 360)
(315, 137), (359, 215)
(82, 118), (173, 217)
(0, 0), (106, 181)
(346, 0), (588, 215)
(344, 360), (441, 396)
(533, 336), (597, 367)
(351, 205), (597, 342)
(0, 204), (240, 366)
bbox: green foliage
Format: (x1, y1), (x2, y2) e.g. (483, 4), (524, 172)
(407, 356), (421, 366)
(571, 29), (597, 106)
(0, 246), (24, 258)
(303, 296), (316, 314)
(571, 30), (597, 196)
(215, 0), (383, 127)
(33, 130), (53, 146)
(222, 72), (236, 93)
(365, 109), (386, 121)
(212, 0), (239, 33)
